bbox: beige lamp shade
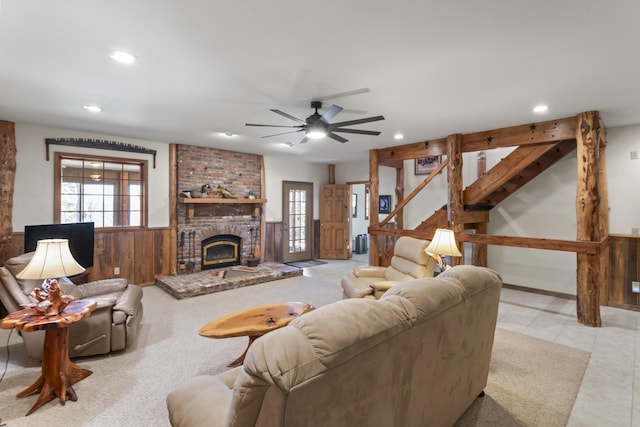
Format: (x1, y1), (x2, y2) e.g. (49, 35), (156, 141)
(425, 228), (462, 257)
(16, 238), (85, 280)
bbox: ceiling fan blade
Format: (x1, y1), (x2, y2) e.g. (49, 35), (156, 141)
(299, 136), (310, 144)
(332, 128), (381, 136)
(329, 115), (385, 128)
(320, 105), (343, 123)
(327, 132), (348, 143)
(314, 88), (371, 102)
(246, 123), (305, 128)
(261, 129), (305, 138)
(270, 109), (306, 124)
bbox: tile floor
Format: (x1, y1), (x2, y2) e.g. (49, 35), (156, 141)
(307, 254), (640, 427)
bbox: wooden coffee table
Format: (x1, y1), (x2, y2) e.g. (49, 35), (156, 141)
(1, 299), (97, 415)
(199, 301), (314, 367)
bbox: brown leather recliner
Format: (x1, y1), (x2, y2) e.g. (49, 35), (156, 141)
(0, 252), (143, 359)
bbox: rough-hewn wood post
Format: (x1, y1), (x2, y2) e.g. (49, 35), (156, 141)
(0, 121), (16, 265)
(368, 149), (380, 266)
(576, 111), (602, 327)
(447, 134), (464, 266)
(597, 116), (610, 306)
(328, 164), (335, 185)
(395, 165), (404, 230)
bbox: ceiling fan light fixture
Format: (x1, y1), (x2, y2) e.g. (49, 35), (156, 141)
(109, 50), (138, 64)
(305, 122), (327, 139)
(306, 129), (327, 139)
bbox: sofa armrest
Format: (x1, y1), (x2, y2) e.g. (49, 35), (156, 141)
(353, 266), (387, 278)
(341, 273), (374, 298)
(371, 280), (399, 293)
(113, 284), (143, 317)
(167, 375), (233, 427)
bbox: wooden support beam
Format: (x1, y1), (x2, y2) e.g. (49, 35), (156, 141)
(0, 121), (16, 265)
(456, 233), (599, 254)
(377, 138), (448, 166)
(369, 149), (380, 266)
(575, 111), (603, 327)
(471, 223), (488, 267)
(598, 116), (610, 306)
(447, 134), (464, 266)
(328, 164), (335, 185)
(375, 115), (577, 167)
(395, 165), (404, 230)
(461, 116), (577, 152)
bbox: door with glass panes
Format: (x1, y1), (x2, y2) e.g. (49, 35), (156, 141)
(282, 181), (313, 263)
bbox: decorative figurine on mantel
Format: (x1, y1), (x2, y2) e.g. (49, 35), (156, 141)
(216, 185), (236, 199)
(247, 190), (257, 199)
(180, 184), (211, 198)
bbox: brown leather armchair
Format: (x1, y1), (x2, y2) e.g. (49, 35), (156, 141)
(341, 236), (435, 299)
(0, 252), (143, 359)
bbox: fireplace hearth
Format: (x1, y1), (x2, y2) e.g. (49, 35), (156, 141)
(201, 234), (241, 270)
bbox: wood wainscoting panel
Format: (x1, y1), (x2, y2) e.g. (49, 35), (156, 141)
(264, 222), (284, 263)
(608, 235), (640, 310)
(10, 228), (171, 286)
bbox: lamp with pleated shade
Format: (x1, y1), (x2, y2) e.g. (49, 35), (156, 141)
(16, 238), (84, 315)
(424, 228), (461, 271)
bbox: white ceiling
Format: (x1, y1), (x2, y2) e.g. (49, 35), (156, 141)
(1, 1), (639, 163)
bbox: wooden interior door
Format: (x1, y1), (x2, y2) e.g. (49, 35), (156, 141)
(319, 184), (350, 259)
(282, 181), (313, 263)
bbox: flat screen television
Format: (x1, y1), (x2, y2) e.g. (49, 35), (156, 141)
(24, 222), (95, 269)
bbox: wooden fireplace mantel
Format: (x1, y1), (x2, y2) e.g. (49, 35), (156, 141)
(180, 198), (267, 218)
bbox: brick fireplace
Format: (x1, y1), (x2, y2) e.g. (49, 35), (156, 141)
(177, 145), (263, 273)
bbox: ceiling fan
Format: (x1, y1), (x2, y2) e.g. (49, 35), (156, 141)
(245, 101), (384, 144)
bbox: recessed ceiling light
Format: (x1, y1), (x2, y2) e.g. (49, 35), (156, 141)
(533, 105), (548, 113)
(394, 133), (404, 140)
(109, 50), (138, 64)
(83, 105), (102, 113)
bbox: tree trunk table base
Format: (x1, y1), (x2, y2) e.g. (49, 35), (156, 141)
(1, 299), (96, 416)
(18, 327), (93, 415)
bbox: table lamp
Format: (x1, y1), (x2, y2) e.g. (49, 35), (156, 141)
(16, 238), (85, 315)
(425, 228), (462, 271)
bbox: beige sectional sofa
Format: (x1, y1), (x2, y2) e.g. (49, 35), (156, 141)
(167, 265), (502, 427)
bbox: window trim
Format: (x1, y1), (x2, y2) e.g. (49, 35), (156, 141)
(54, 152), (148, 229)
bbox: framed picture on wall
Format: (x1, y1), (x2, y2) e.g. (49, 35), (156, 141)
(379, 195), (391, 214)
(352, 193), (357, 218)
(415, 156), (442, 175)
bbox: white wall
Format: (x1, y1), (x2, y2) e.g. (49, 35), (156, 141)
(13, 123), (170, 230)
(262, 156), (328, 222)
(334, 159), (396, 223)
(606, 124), (640, 235)
(351, 183), (368, 237)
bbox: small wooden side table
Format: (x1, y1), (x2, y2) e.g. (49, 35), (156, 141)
(199, 301), (313, 367)
(1, 299), (97, 416)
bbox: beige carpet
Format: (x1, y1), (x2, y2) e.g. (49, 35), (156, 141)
(456, 328), (591, 427)
(0, 277), (589, 426)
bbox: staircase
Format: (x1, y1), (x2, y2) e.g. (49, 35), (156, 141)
(414, 139), (577, 240)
